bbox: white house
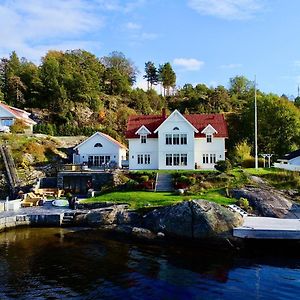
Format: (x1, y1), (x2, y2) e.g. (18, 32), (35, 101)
(126, 109), (228, 170)
(274, 149), (300, 171)
(73, 132), (128, 168)
(0, 102), (36, 133)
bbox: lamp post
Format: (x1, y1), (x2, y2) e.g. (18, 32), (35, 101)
(254, 76), (258, 169)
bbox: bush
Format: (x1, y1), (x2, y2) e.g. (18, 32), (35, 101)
(241, 158), (264, 168)
(139, 175), (149, 182)
(237, 197), (249, 210)
(232, 140), (252, 165)
(10, 119), (29, 133)
(215, 160), (232, 172)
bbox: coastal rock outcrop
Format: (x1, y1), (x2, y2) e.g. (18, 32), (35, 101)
(231, 186), (293, 218)
(142, 200), (242, 239)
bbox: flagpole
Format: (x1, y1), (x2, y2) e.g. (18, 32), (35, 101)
(254, 76), (258, 169)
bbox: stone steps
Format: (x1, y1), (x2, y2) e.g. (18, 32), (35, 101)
(155, 173), (174, 192)
(61, 212), (75, 226)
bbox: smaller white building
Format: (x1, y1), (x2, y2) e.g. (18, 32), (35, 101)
(0, 102), (36, 133)
(274, 149), (300, 171)
(73, 132), (128, 168)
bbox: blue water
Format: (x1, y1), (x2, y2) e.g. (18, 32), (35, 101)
(0, 228), (299, 299)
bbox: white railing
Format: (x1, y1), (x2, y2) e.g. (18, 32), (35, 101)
(274, 163), (300, 172)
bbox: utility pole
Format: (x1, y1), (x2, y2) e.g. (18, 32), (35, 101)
(254, 76), (258, 169)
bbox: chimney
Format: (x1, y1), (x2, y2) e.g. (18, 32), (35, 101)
(162, 108), (166, 119)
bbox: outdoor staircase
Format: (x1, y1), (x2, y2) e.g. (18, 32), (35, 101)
(61, 212), (76, 226)
(155, 173), (174, 192)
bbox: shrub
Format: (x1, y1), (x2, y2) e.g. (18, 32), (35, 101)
(241, 158), (264, 168)
(215, 159), (232, 172)
(10, 119), (29, 134)
(237, 197), (250, 210)
(139, 175), (149, 182)
(232, 140), (252, 165)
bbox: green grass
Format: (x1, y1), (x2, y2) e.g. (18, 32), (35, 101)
(81, 189), (235, 209)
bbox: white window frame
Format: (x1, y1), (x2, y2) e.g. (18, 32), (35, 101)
(206, 134), (212, 143)
(140, 135), (147, 144)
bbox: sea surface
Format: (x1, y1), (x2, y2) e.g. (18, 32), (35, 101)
(0, 228), (299, 299)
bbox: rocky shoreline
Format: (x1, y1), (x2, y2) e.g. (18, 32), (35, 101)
(0, 200), (243, 246)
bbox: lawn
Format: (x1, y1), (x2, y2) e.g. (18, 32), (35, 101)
(81, 189), (235, 209)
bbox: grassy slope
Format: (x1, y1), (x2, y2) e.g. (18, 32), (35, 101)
(82, 189), (235, 209)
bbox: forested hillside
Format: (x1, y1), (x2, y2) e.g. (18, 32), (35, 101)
(0, 49), (300, 159)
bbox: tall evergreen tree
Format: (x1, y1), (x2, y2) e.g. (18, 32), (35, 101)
(143, 61), (158, 90)
(158, 62), (176, 96)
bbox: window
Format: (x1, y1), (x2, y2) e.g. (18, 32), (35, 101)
(141, 135), (147, 144)
(173, 127), (179, 130)
(88, 156), (93, 166)
(180, 134), (187, 145)
(138, 154), (150, 165)
(137, 154), (143, 164)
(210, 154), (216, 164)
(181, 154), (187, 166)
(1, 119), (13, 126)
(105, 155), (110, 163)
(145, 154), (150, 164)
(166, 154), (172, 166)
(173, 154), (180, 166)
(94, 156), (100, 166)
(94, 143), (103, 147)
(166, 134), (172, 145)
(206, 134), (212, 143)
(203, 154), (209, 164)
(173, 134), (180, 145)
(166, 154), (187, 166)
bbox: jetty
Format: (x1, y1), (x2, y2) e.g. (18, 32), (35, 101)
(234, 216), (300, 239)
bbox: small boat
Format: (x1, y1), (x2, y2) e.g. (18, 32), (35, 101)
(52, 199), (69, 207)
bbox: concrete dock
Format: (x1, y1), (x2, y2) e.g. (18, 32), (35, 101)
(234, 216), (300, 239)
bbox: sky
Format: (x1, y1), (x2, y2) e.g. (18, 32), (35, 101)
(0, 0), (300, 97)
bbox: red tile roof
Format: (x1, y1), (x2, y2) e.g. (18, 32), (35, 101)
(126, 112), (228, 138)
(0, 103), (36, 125)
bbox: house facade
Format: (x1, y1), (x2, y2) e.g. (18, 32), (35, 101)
(73, 132), (127, 168)
(126, 109), (228, 170)
(274, 149), (300, 171)
(0, 102), (36, 133)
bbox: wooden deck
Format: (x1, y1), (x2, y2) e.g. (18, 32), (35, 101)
(234, 216), (300, 239)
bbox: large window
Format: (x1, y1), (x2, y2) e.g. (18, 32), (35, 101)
(141, 135), (147, 144)
(173, 154), (180, 166)
(165, 133), (188, 145)
(180, 134), (187, 145)
(165, 154), (187, 166)
(181, 154), (187, 166)
(166, 134), (172, 145)
(1, 119), (13, 127)
(138, 154), (150, 165)
(166, 154), (172, 166)
(173, 134), (180, 145)
(202, 154), (216, 164)
(202, 154), (209, 164)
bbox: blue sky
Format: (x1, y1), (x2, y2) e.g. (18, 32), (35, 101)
(0, 0), (300, 97)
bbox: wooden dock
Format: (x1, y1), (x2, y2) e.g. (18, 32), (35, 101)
(233, 217), (300, 239)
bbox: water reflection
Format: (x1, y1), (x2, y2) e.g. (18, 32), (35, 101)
(0, 228), (299, 299)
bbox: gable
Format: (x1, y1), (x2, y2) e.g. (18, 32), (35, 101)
(74, 132), (127, 151)
(201, 124), (218, 135)
(135, 125), (151, 135)
(154, 110), (198, 133)
(0, 105), (15, 118)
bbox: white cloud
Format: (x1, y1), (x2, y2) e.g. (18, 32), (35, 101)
(220, 63), (242, 69)
(294, 60), (300, 67)
(188, 0), (262, 20)
(126, 22), (141, 30)
(0, 0), (104, 62)
(173, 58), (204, 71)
(95, 0), (145, 13)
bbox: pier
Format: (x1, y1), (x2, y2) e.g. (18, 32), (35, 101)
(234, 216), (300, 239)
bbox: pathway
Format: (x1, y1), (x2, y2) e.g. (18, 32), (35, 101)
(155, 173), (174, 192)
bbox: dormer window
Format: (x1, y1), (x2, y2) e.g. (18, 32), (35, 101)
(173, 127), (179, 131)
(94, 143), (103, 147)
(206, 134), (212, 143)
(141, 135), (147, 144)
